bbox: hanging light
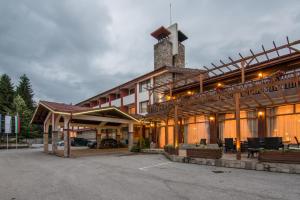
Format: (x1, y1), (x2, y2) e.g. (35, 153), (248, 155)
(258, 73), (263, 78)
(258, 111), (264, 116)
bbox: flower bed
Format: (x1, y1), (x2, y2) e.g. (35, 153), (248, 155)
(186, 148), (222, 159)
(258, 150), (300, 164)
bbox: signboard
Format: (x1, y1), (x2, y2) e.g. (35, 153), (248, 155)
(5, 115), (11, 134)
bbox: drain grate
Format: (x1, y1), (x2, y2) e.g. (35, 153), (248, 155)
(212, 170), (231, 174)
(212, 170), (224, 173)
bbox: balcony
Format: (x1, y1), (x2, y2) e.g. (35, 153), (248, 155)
(111, 98), (121, 107)
(138, 91), (148, 102)
(101, 102), (109, 107)
(123, 94), (135, 105)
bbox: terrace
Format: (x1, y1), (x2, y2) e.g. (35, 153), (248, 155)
(145, 37), (300, 163)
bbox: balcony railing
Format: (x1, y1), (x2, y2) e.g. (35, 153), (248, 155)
(101, 102), (109, 107)
(123, 94), (135, 105)
(111, 98), (121, 107)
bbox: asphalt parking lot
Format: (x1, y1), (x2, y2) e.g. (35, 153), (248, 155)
(0, 149), (299, 200)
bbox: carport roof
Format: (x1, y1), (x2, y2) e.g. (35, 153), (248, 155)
(31, 101), (140, 124)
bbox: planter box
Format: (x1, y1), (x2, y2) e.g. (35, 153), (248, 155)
(178, 149), (187, 157)
(164, 146), (178, 155)
(186, 148), (222, 159)
(258, 150), (300, 164)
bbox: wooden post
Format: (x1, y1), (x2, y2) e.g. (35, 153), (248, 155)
(199, 74), (204, 93)
(183, 119), (188, 144)
(169, 83), (172, 98)
(174, 104), (179, 147)
(140, 125), (145, 148)
(241, 60), (245, 84)
(165, 118), (169, 146)
(235, 93), (241, 160)
(209, 114), (218, 144)
(154, 122), (159, 147)
(257, 108), (267, 138)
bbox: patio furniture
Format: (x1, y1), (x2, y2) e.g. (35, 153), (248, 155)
(264, 137), (284, 150)
(224, 138), (235, 152)
(247, 137), (261, 158)
(200, 138), (207, 145)
(241, 141), (248, 152)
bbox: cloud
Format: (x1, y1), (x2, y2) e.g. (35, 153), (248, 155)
(0, 0), (300, 103)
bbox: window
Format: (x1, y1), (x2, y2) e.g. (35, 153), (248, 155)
(128, 106), (136, 115)
(139, 79), (150, 93)
(129, 88), (135, 94)
(139, 101), (148, 113)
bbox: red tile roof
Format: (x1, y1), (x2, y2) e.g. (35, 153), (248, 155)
(40, 101), (90, 113)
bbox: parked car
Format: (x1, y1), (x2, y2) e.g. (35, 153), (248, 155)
(57, 141), (64, 146)
(88, 138), (119, 149)
(71, 138), (89, 146)
(101, 138), (118, 148)
(87, 140), (97, 148)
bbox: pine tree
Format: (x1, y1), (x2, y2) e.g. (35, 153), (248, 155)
(0, 74), (15, 114)
(16, 74), (34, 110)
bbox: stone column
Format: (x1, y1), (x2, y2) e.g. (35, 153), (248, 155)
(51, 113), (57, 154)
(63, 116), (70, 158)
(43, 120), (50, 153)
(43, 133), (48, 153)
(96, 127), (102, 149)
(128, 123), (134, 150)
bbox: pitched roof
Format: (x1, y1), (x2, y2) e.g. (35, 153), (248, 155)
(40, 101), (88, 113)
(31, 101), (140, 125)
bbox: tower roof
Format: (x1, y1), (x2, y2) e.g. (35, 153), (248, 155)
(178, 30), (188, 42)
(151, 26), (171, 40)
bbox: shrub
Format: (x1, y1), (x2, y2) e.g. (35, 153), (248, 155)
(130, 145), (140, 153)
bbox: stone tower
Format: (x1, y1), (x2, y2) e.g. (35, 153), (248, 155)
(151, 23), (188, 70)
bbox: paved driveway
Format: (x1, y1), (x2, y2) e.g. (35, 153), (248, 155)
(0, 149), (299, 200)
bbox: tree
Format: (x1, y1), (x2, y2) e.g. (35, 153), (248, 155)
(16, 74), (34, 110)
(0, 74), (15, 114)
(13, 95), (33, 138)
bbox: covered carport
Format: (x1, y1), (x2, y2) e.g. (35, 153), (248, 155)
(31, 101), (140, 157)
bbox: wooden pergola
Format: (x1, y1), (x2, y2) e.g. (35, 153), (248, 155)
(146, 37), (300, 160)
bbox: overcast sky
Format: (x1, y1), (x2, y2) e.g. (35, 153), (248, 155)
(1, 0), (300, 104)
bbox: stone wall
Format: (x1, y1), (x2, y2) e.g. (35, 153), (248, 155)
(174, 43), (185, 68)
(154, 39), (173, 69)
(141, 149), (300, 174)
